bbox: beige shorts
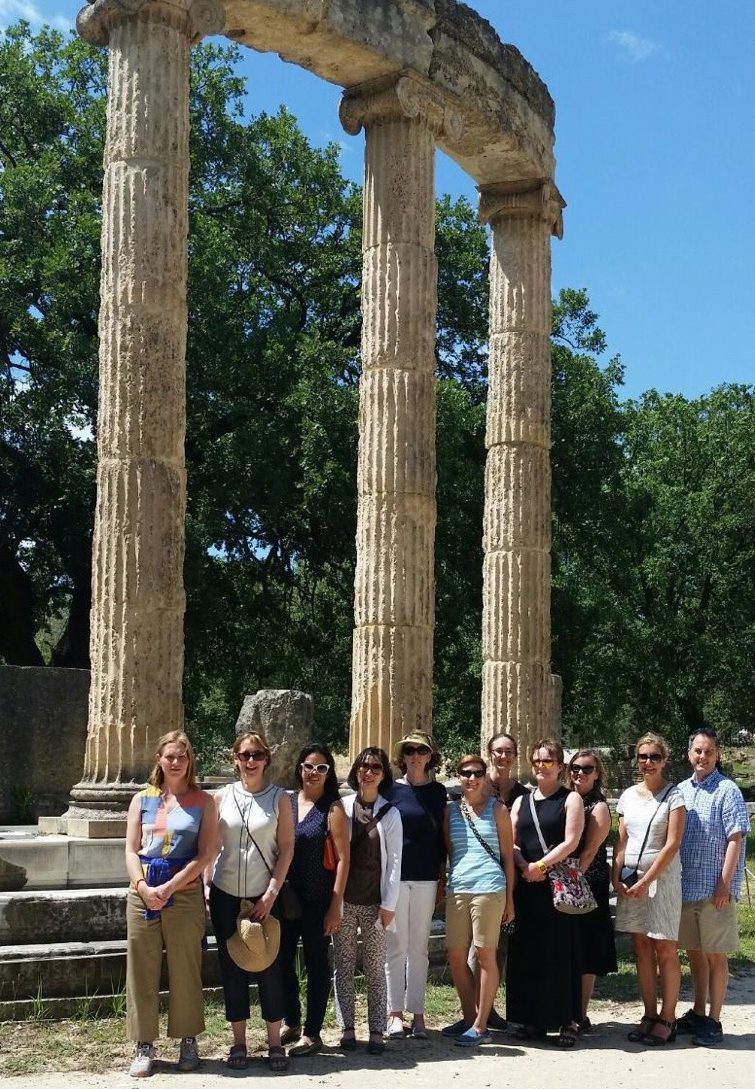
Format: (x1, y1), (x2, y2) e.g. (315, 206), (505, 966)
(678, 898), (739, 954)
(445, 891), (505, 950)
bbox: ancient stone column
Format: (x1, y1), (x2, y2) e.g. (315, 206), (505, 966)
(478, 182), (564, 777)
(46, 0), (224, 837)
(340, 76), (461, 760)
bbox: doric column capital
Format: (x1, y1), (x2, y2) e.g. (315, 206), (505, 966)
(339, 73), (463, 142)
(478, 180), (565, 239)
(77, 0), (225, 46)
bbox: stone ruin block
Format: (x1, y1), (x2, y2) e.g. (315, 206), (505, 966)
(234, 689), (313, 788)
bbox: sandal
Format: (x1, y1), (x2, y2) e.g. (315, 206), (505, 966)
(340, 1030), (357, 1052)
(226, 1044), (248, 1070)
(268, 1046), (289, 1073)
(643, 1018), (677, 1046)
(367, 1033), (385, 1055)
(627, 1015), (657, 1043)
(555, 1024), (578, 1049)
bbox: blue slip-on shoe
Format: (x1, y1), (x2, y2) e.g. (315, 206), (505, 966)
(692, 1019), (723, 1047)
(441, 1019), (470, 1038)
(455, 1028), (493, 1048)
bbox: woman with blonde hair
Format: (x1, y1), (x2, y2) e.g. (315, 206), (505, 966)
(568, 748), (617, 1032)
(614, 732), (686, 1045)
(125, 730), (217, 1078)
(207, 732), (294, 1072)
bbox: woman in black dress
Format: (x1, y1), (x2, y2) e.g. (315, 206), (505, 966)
(568, 749), (617, 1033)
(506, 738), (585, 1047)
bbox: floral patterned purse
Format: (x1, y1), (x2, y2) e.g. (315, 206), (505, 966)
(528, 793), (597, 915)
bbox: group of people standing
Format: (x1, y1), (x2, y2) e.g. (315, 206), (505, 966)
(123, 724), (748, 1076)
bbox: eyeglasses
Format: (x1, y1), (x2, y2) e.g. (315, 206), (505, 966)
(570, 764), (596, 775)
(637, 753), (663, 763)
(301, 762), (330, 775)
(403, 745), (431, 756)
(359, 763), (383, 774)
(491, 748), (516, 758)
(237, 750), (267, 763)
(459, 768), (485, 779)
(532, 758), (556, 767)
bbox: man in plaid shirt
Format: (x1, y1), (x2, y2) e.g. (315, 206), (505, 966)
(677, 728), (750, 1047)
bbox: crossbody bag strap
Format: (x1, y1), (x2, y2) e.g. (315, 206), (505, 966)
(634, 783), (675, 871)
(410, 783), (439, 835)
(232, 784), (276, 877)
(459, 797), (502, 869)
(527, 790), (550, 859)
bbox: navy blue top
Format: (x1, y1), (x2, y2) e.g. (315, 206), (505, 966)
(389, 780), (447, 882)
(288, 792), (337, 903)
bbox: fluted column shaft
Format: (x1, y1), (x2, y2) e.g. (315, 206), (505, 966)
(479, 182), (564, 777)
(67, 0), (223, 822)
(340, 77), (458, 759)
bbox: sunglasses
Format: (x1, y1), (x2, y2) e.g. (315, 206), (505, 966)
(403, 745), (431, 756)
(237, 750), (267, 763)
(637, 753), (663, 763)
(359, 763), (383, 774)
(570, 764), (596, 775)
(532, 758), (556, 767)
(302, 762), (329, 775)
(459, 768), (485, 779)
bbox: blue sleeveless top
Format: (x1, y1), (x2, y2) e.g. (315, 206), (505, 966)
(447, 797), (505, 894)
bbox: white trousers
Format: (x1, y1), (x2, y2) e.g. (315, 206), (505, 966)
(384, 879), (437, 1014)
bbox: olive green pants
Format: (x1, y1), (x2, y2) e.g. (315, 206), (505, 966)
(126, 884), (206, 1041)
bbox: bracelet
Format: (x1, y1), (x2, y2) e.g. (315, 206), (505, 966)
(135, 878), (146, 890)
(535, 860), (548, 874)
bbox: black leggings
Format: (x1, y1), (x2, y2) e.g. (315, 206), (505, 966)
(279, 896), (332, 1037)
(209, 883), (285, 1023)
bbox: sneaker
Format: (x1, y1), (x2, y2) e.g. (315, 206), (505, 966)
(129, 1042), (155, 1078)
(692, 1018), (724, 1047)
(178, 1037), (199, 1072)
(455, 1027), (493, 1048)
(677, 1008), (706, 1035)
(441, 1019), (470, 1038)
(487, 1009), (508, 1032)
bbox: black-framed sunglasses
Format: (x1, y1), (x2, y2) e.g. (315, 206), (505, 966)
(301, 762), (330, 775)
(459, 768), (485, 779)
(570, 764), (596, 775)
(359, 762), (383, 774)
(237, 749), (267, 762)
(403, 744), (431, 756)
(637, 753), (663, 763)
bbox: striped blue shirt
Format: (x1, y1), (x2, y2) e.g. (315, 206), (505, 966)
(447, 797), (505, 894)
(678, 770), (749, 901)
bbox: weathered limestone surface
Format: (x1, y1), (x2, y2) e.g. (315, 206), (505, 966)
(221, 0), (554, 185)
(479, 182), (564, 776)
(61, 0), (223, 836)
(234, 689), (313, 788)
(342, 75), (457, 758)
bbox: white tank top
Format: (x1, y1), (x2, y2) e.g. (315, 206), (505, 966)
(212, 782), (282, 898)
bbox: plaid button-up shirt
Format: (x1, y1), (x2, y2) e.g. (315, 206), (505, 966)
(678, 769), (749, 902)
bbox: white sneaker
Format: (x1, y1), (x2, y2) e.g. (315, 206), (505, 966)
(178, 1036), (200, 1072)
(129, 1042), (155, 1078)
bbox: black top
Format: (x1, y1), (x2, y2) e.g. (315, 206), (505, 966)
(287, 792), (337, 902)
(516, 785), (570, 862)
(577, 788), (610, 884)
(389, 780), (447, 881)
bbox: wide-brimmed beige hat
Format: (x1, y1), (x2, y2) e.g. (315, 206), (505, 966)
(227, 900), (280, 973)
(393, 731), (437, 764)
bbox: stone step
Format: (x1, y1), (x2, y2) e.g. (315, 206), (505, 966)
(0, 827), (127, 890)
(0, 888), (126, 945)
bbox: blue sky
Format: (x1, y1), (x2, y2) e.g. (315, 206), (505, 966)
(19, 1), (755, 400)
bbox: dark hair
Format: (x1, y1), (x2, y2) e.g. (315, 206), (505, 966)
(528, 737), (565, 765)
(294, 741), (339, 797)
(487, 732), (518, 757)
(568, 748), (606, 791)
(688, 727), (719, 751)
(347, 746), (393, 795)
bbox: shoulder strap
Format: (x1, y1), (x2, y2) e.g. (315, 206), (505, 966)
(528, 791), (549, 857)
(634, 783), (675, 869)
(459, 797), (503, 869)
(410, 783), (440, 834)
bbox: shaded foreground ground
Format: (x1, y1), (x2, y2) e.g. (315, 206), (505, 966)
(1, 971), (754, 1089)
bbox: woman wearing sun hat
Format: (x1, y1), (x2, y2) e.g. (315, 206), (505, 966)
(385, 731), (447, 1040)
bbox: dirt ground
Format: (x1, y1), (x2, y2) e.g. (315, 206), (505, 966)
(2, 972), (754, 1089)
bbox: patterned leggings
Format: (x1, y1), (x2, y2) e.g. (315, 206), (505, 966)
(332, 901), (386, 1034)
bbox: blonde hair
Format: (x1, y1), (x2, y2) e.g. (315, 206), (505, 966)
(149, 731), (198, 790)
(634, 732), (669, 761)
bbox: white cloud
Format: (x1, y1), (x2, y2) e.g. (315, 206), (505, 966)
(0, 0), (73, 33)
(608, 29), (659, 62)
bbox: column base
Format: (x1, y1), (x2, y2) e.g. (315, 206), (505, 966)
(37, 780), (143, 838)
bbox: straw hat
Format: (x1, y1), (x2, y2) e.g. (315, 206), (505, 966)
(226, 900), (280, 973)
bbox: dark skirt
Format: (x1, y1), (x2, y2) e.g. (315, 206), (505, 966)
(577, 868), (617, 977)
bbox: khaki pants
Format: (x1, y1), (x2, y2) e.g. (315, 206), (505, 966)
(126, 884), (206, 1041)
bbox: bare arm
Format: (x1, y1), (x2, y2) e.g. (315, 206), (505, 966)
(202, 790), (223, 900)
(579, 800), (611, 873)
(523, 791), (585, 884)
(509, 796), (527, 874)
(324, 801), (350, 934)
(125, 794), (166, 914)
(495, 801), (516, 924)
(713, 831), (744, 910)
(250, 791), (295, 921)
(612, 815), (629, 897)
